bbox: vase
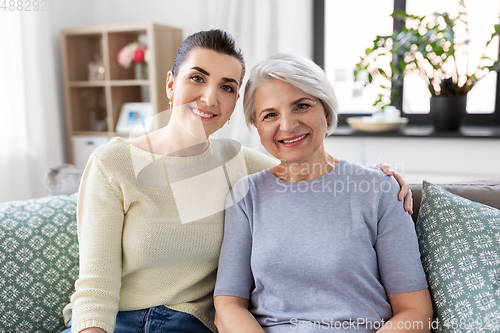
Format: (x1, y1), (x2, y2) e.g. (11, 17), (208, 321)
(430, 95), (467, 131)
(134, 62), (148, 80)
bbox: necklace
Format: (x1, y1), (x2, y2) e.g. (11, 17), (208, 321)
(208, 139), (216, 169)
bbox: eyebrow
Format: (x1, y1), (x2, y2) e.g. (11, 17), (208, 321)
(291, 97), (314, 105)
(191, 66), (238, 86)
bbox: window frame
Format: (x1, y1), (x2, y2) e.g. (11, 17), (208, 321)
(314, 0), (500, 126)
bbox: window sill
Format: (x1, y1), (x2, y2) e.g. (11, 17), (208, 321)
(330, 125), (500, 139)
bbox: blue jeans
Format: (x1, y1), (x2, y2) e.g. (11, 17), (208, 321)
(61, 306), (212, 333)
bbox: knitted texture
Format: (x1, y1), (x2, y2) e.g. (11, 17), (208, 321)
(65, 137), (277, 333)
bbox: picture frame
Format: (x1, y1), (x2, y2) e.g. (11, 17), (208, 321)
(115, 102), (153, 134)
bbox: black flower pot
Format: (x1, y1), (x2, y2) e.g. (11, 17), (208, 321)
(430, 95), (467, 132)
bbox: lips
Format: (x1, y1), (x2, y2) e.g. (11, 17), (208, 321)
(279, 134), (308, 144)
(189, 106), (217, 120)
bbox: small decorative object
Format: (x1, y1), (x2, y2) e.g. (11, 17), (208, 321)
(116, 102), (153, 134)
(347, 106), (409, 132)
(45, 164), (83, 196)
(355, 0), (500, 131)
(88, 53), (105, 81)
(117, 42), (149, 80)
(80, 88), (107, 131)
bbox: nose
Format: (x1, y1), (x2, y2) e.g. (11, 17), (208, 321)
(280, 112), (299, 133)
(200, 85), (217, 107)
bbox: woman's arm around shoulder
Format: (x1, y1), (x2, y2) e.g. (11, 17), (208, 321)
(378, 289), (433, 332)
(376, 163), (413, 214)
(214, 296), (265, 333)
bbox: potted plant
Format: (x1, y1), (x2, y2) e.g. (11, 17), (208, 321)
(355, 0), (500, 131)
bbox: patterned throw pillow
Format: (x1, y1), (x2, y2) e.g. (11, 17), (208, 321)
(0, 194), (78, 333)
(416, 181), (500, 333)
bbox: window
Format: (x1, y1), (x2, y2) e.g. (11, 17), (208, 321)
(317, 0), (500, 125)
(324, 0), (394, 113)
(404, 0), (499, 114)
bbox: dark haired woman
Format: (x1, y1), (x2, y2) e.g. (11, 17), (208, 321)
(62, 30), (412, 333)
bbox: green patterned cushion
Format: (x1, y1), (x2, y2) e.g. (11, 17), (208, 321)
(0, 193), (78, 333)
(416, 181), (500, 332)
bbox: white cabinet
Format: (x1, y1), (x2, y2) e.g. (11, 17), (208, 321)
(71, 135), (110, 170)
(324, 137), (500, 184)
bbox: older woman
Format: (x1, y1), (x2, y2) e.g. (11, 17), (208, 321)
(214, 54), (432, 332)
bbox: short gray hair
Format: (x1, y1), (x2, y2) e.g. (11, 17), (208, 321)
(243, 53), (338, 135)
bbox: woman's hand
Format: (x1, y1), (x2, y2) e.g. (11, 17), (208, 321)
(79, 328), (107, 333)
(377, 163), (413, 214)
(214, 296), (265, 333)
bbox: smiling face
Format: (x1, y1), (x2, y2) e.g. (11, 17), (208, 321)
(166, 48), (242, 138)
(254, 79), (330, 166)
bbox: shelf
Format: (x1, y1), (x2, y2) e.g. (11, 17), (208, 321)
(331, 125), (500, 139)
(69, 87), (108, 133)
(65, 34), (103, 82)
(68, 80), (150, 87)
(108, 30), (147, 81)
(73, 131), (111, 136)
(73, 131), (133, 137)
(61, 23), (183, 166)
(109, 80), (150, 86)
(69, 81), (106, 87)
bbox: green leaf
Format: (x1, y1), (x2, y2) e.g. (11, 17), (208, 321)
(378, 68), (388, 78)
(399, 59), (407, 71)
(391, 9), (410, 20)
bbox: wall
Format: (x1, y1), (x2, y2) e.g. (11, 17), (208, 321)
(0, 1), (99, 202)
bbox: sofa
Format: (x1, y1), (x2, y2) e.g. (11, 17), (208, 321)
(0, 180), (499, 333)
(0, 193), (78, 333)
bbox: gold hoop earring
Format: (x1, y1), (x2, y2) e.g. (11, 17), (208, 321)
(169, 100), (173, 109)
(226, 117), (230, 125)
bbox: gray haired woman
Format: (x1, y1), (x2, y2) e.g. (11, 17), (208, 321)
(214, 54), (432, 333)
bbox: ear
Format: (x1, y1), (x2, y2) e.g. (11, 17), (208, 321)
(166, 71), (174, 100)
(237, 93), (241, 100)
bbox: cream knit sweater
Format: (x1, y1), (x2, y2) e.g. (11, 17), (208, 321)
(64, 137), (277, 333)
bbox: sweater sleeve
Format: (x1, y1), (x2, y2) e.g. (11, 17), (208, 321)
(70, 154), (125, 333)
(214, 180), (255, 300)
(375, 176), (428, 294)
(240, 146), (279, 175)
